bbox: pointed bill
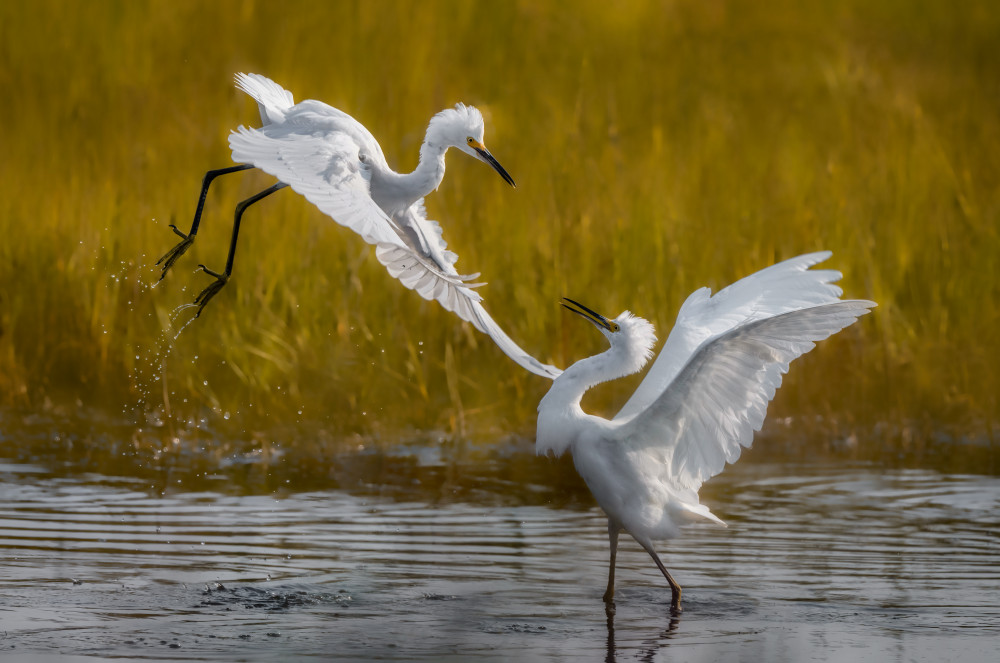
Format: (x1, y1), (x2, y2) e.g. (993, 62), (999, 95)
(561, 297), (616, 332)
(470, 141), (516, 187)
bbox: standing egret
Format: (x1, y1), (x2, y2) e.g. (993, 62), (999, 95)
(157, 73), (559, 379)
(536, 252), (875, 611)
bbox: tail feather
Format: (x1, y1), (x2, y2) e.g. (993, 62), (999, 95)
(678, 502), (727, 527)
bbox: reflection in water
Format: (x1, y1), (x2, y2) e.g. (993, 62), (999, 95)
(606, 602), (616, 663)
(0, 453), (998, 661)
(605, 600), (680, 663)
(639, 617), (681, 663)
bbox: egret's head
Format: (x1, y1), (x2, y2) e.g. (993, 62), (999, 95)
(428, 103), (515, 187)
(561, 298), (656, 378)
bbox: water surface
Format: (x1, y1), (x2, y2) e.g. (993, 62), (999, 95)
(1, 449), (997, 661)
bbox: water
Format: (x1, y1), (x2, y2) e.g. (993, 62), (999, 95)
(1, 451), (997, 661)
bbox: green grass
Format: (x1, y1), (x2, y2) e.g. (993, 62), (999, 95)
(0, 0), (997, 462)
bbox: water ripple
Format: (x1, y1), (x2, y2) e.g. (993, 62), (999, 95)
(0, 461), (997, 661)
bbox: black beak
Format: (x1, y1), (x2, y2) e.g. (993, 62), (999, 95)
(561, 297), (615, 332)
(474, 146), (516, 188)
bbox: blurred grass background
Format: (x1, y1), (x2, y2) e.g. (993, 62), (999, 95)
(0, 0), (996, 468)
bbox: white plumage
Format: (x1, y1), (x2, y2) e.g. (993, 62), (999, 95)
(228, 74), (559, 378)
(160, 73), (558, 379)
(536, 252), (875, 610)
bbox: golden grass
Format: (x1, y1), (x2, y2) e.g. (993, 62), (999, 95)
(0, 0), (997, 459)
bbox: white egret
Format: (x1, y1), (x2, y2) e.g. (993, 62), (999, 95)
(536, 252), (875, 611)
(157, 73), (559, 379)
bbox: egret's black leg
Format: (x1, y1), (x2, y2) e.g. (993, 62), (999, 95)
(640, 541), (682, 613)
(156, 164), (256, 281)
(193, 182), (288, 317)
(603, 522), (620, 604)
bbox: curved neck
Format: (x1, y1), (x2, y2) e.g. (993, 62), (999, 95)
(536, 352), (619, 457)
(394, 135), (448, 202)
(542, 353), (617, 411)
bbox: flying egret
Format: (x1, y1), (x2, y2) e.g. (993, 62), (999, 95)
(157, 73), (559, 379)
(536, 252), (875, 611)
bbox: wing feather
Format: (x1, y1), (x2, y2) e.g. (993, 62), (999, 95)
(230, 126), (403, 247)
(619, 300), (875, 493)
(374, 244), (562, 379)
(396, 200), (461, 273)
(234, 73), (295, 125)
(615, 251), (846, 420)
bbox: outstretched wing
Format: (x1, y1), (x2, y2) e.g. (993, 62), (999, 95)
(230, 122), (403, 247)
(467, 301), (562, 380)
(229, 112), (561, 380)
(375, 218), (562, 380)
(394, 199), (461, 274)
(615, 252), (846, 421)
(375, 200), (562, 378)
(617, 300), (875, 494)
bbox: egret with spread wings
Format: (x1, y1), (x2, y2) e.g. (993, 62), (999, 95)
(157, 73), (559, 379)
(536, 252), (875, 611)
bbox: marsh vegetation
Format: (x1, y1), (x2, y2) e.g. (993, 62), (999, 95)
(0, 0), (996, 469)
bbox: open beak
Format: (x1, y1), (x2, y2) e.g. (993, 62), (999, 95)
(472, 143), (516, 188)
(561, 298), (616, 332)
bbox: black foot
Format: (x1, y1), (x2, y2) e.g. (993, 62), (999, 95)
(193, 264), (229, 317)
(156, 225), (196, 281)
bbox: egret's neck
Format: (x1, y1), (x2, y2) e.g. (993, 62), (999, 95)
(535, 352), (621, 457)
(419, 138), (450, 189)
(541, 354), (612, 408)
(397, 138), (448, 202)
(371, 138), (448, 216)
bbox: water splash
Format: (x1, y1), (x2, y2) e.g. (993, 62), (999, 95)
(122, 251), (210, 434)
(168, 303), (201, 341)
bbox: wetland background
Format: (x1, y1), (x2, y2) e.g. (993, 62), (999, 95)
(1, 3), (998, 495)
(2, 2), (999, 660)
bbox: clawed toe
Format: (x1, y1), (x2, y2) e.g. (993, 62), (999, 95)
(193, 265), (229, 317)
(156, 228), (195, 281)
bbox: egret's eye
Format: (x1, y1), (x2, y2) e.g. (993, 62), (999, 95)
(467, 137), (475, 144)
(609, 322), (621, 333)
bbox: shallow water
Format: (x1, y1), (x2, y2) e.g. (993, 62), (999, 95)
(0, 452), (998, 662)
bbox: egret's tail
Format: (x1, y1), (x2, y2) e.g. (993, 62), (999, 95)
(678, 502), (727, 527)
(234, 73), (295, 126)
